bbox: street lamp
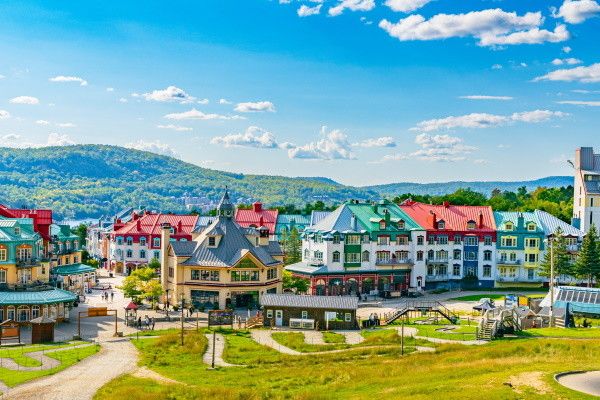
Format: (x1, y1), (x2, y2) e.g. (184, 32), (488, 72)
(545, 236), (556, 328)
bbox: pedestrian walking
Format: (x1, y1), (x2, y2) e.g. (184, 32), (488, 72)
(137, 316), (142, 329)
(110, 291), (114, 302)
(151, 317), (156, 331)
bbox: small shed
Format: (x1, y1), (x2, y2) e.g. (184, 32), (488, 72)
(124, 302), (138, 326)
(30, 316), (56, 344)
(0, 319), (20, 345)
(261, 294), (359, 330)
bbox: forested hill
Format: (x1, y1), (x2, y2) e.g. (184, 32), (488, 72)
(0, 144), (573, 220)
(0, 145), (376, 219)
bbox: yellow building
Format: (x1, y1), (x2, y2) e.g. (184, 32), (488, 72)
(161, 190), (284, 309)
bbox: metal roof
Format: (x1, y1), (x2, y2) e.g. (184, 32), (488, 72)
(0, 288), (77, 305)
(400, 201), (496, 232)
(534, 210), (583, 237)
(52, 263), (96, 276)
(493, 211), (543, 232)
(310, 211), (332, 227)
(260, 294), (358, 310)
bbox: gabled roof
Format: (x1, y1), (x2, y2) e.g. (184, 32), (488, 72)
(260, 294), (358, 310)
(347, 201), (422, 232)
(311, 204), (360, 232)
(493, 211), (543, 232)
(235, 206), (278, 234)
(310, 211), (332, 227)
(193, 216), (217, 233)
(114, 213), (199, 236)
(400, 201), (496, 232)
(534, 210), (583, 237)
(171, 241), (197, 257)
(0, 217), (40, 241)
(180, 217), (282, 267)
(275, 214), (311, 235)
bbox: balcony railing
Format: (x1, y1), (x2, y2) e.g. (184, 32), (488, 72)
(426, 258), (449, 264)
(567, 244), (581, 252)
(16, 258), (41, 267)
(426, 274), (449, 282)
(497, 258), (521, 265)
(375, 258), (413, 266)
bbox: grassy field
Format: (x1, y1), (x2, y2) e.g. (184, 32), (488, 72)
(518, 327), (600, 338)
(322, 331), (345, 344)
(0, 342), (99, 388)
(448, 293), (546, 302)
(414, 324), (478, 341)
(272, 332), (351, 352)
(95, 329), (600, 400)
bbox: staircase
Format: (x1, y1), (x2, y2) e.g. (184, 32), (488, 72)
(382, 301), (458, 325)
(477, 307), (522, 340)
(477, 319), (496, 340)
(245, 315), (264, 329)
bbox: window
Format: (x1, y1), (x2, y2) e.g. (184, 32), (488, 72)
(304, 249), (309, 259)
(376, 252), (390, 263)
(465, 236), (478, 246)
(525, 238), (538, 248)
(526, 253), (537, 263)
(484, 236), (492, 246)
(313, 250), (323, 261)
(438, 235), (448, 245)
(267, 268), (277, 280)
(0, 247), (6, 261)
(231, 270), (260, 281)
(427, 236), (435, 245)
(208, 236), (216, 247)
(140, 237), (147, 246)
(398, 220), (405, 230)
(345, 253), (360, 263)
(31, 305), (40, 319)
(501, 237), (517, 247)
(7, 306), (15, 321)
(417, 236), (424, 245)
(140, 250), (146, 258)
(345, 313), (352, 322)
(302, 311), (308, 319)
(453, 264), (461, 276)
(484, 250), (492, 261)
(510, 252), (517, 261)
(465, 251), (477, 261)
(395, 251), (409, 261)
(191, 269), (220, 281)
(505, 222), (513, 231)
(453, 249), (461, 260)
(467, 221), (476, 230)
(379, 221), (386, 230)
(396, 236), (409, 245)
(0, 269), (6, 283)
(266, 309), (273, 318)
(437, 221), (445, 229)
(126, 237), (133, 246)
(454, 236), (462, 245)
(346, 235), (361, 245)
(416, 251), (423, 261)
(332, 235), (340, 244)
(527, 223), (536, 231)
(427, 250), (434, 260)
(362, 251), (370, 262)
(332, 251), (340, 263)
(377, 236), (390, 245)
(126, 250), (133, 258)
(153, 238), (160, 247)
(363, 235), (370, 244)
(527, 268), (535, 280)
(483, 265), (492, 277)
(436, 250), (448, 261)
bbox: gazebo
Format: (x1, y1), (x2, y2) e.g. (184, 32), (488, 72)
(124, 301), (138, 326)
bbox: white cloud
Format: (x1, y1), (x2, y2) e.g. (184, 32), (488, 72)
(1, 133), (20, 142)
(35, 120), (49, 125)
(491, 64), (503, 69)
(9, 96), (39, 105)
(554, 0), (600, 24)
(140, 86), (195, 103)
(473, 159), (489, 164)
(557, 100), (600, 106)
(385, 0), (432, 13)
(219, 98), (232, 105)
(197, 98), (209, 105)
(376, 133), (476, 163)
(157, 124), (193, 132)
(534, 63), (600, 82)
(0, 110), (10, 119)
(562, 46), (572, 53)
(572, 89), (600, 94)
(4, 133), (77, 148)
(106, 87), (115, 92)
(352, 136), (396, 147)
(288, 127), (355, 160)
(49, 75), (88, 86)
(0, 74), (5, 79)
(360, 16), (373, 25)
(57, 122), (76, 128)
(329, 0), (375, 16)
(298, 4), (322, 16)
(234, 101), (275, 113)
(412, 110), (567, 132)
(211, 126), (279, 149)
(118, 98), (128, 103)
(164, 108), (243, 120)
(47, 132), (75, 146)
(125, 140), (178, 158)
(459, 95), (513, 101)
(379, 9), (569, 47)
(551, 57), (582, 65)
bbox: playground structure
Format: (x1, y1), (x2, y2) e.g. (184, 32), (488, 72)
(382, 301), (459, 325)
(476, 307), (522, 340)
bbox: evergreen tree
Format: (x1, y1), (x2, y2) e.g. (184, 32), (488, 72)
(540, 227), (573, 280)
(575, 224), (600, 287)
(285, 227), (302, 265)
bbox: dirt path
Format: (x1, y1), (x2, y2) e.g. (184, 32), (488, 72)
(0, 338), (138, 400)
(202, 333), (243, 367)
(338, 331), (365, 345)
(131, 366), (181, 384)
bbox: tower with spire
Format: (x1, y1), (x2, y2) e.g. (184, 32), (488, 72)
(217, 187), (234, 219)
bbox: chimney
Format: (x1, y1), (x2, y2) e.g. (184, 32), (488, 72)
(430, 211), (437, 229)
(517, 213), (524, 229)
(253, 202), (262, 213)
(443, 201), (450, 208)
(259, 216), (264, 227)
(372, 202), (378, 214)
(160, 223), (171, 289)
(132, 212), (138, 221)
(479, 212), (484, 229)
(136, 219), (141, 231)
(351, 214), (357, 231)
(384, 209), (391, 224)
(177, 220), (183, 233)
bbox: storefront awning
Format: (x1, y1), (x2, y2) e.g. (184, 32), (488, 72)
(51, 263), (96, 276)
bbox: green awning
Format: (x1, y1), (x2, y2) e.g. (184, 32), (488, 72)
(52, 263), (96, 276)
(0, 288), (77, 305)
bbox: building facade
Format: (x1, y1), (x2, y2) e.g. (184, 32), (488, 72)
(573, 146), (600, 234)
(287, 200), (427, 296)
(0, 217), (48, 285)
(235, 202), (279, 239)
(161, 190), (284, 309)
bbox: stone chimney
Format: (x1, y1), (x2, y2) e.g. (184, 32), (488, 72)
(160, 223), (171, 289)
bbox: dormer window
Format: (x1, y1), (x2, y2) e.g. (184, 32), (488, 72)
(437, 220), (445, 230)
(14, 227), (20, 235)
(527, 223), (536, 231)
(170, 227), (175, 234)
(505, 222), (513, 231)
(153, 237), (160, 247)
(379, 220), (386, 230)
(467, 221), (476, 230)
(398, 220), (405, 230)
(208, 236), (216, 247)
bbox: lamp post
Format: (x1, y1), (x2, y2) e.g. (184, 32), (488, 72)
(549, 236), (555, 328)
(180, 294), (185, 346)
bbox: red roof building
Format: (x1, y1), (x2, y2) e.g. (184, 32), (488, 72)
(0, 204), (53, 241)
(235, 202), (278, 235)
(399, 200), (496, 240)
(111, 211), (199, 246)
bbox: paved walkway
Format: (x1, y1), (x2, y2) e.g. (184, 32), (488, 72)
(0, 338), (138, 400)
(393, 326), (487, 346)
(303, 331), (329, 345)
(251, 330), (302, 355)
(556, 371), (600, 397)
(202, 333), (242, 367)
(338, 331), (365, 345)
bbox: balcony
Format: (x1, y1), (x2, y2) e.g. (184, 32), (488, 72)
(16, 258), (42, 267)
(307, 257), (324, 265)
(426, 274), (449, 282)
(567, 244), (581, 252)
(426, 258), (449, 264)
(497, 258), (521, 265)
(375, 258), (413, 266)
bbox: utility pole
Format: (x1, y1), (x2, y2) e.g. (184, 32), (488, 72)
(180, 295), (185, 346)
(401, 318), (405, 356)
(549, 237), (555, 328)
(211, 330), (216, 369)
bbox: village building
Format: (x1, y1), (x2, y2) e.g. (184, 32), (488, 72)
(86, 207), (141, 267)
(286, 200), (427, 297)
(109, 211), (199, 275)
(0, 287), (77, 324)
(274, 214), (310, 240)
(573, 146), (600, 234)
(161, 190), (284, 309)
(235, 202), (278, 239)
(261, 294), (358, 330)
(0, 217), (48, 285)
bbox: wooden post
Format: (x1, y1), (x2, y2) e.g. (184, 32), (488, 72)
(180, 296), (184, 346)
(114, 310), (118, 337)
(401, 319), (404, 356)
(211, 330), (216, 369)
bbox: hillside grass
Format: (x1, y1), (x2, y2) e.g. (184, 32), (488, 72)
(518, 327), (600, 338)
(96, 330), (600, 400)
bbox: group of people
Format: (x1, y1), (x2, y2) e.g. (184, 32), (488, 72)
(101, 290), (114, 302)
(137, 315), (156, 330)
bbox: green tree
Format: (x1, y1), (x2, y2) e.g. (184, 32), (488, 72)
(282, 270), (310, 293)
(540, 228), (573, 280)
(574, 224), (600, 287)
(72, 223), (88, 246)
(148, 257), (161, 270)
(284, 227), (302, 265)
(119, 266), (163, 305)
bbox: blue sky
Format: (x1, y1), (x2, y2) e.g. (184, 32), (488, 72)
(0, 0), (599, 186)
